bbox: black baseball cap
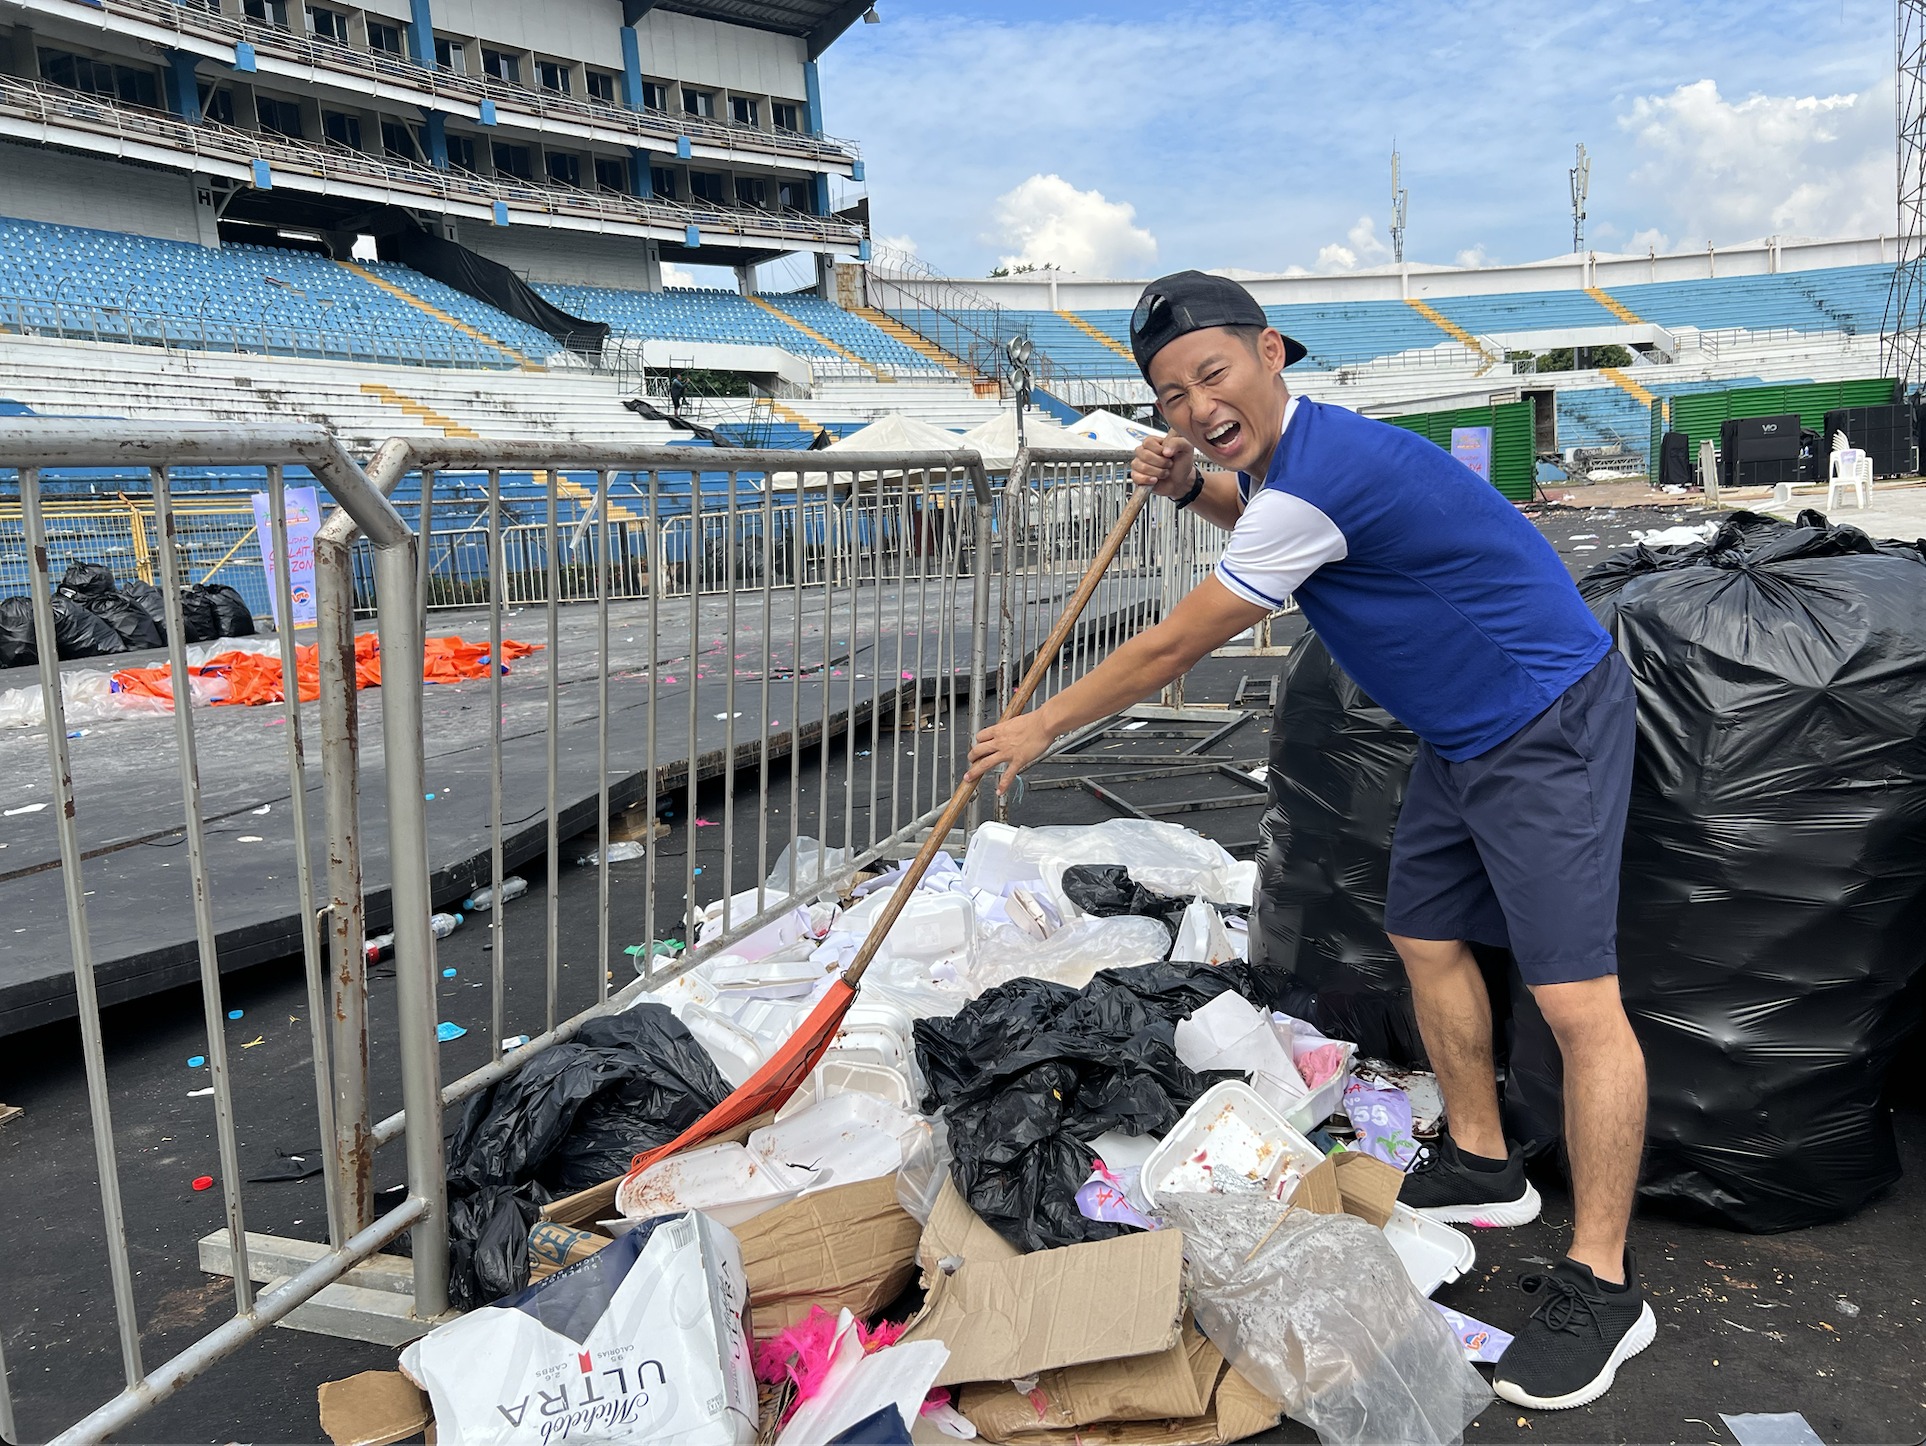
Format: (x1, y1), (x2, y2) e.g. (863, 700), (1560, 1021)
(1129, 270), (1306, 378)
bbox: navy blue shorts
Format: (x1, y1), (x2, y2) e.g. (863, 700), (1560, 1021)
(1383, 651), (1635, 987)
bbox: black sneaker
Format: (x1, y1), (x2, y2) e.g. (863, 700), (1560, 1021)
(1493, 1254), (1657, 1410)
(1397, 1134), (1542, 1226)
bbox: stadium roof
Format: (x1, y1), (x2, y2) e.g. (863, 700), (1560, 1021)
(625, 0), (873, 56)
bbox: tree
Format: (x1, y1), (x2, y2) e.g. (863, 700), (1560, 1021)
(1534, 343), (1634, 372)
(988, 262), (1059, 277)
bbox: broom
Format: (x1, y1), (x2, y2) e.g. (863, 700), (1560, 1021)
(623, 482), (1155, 1185)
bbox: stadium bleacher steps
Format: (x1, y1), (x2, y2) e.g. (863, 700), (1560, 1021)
(1597, 366), (1657, 406)
(1055, 311), (1138, 365)
(1403, 298), (1502, 374)
(851, 305), (982, 385)
(745, 296), (891, 381)
(546, 470), (647, 524)
(337, 261), (539, 371)
(758, 395), (827, 434)
(1586, 287), (1645, 325)
(358, 381), (483, 439)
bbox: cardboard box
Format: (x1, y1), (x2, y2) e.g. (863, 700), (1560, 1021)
(1330, 1150), (1405, 1228)
(732, 1173), (922, 1340)
(963, 1363), (1281, 1446)
(902, 1181), (1186, 1390)
(318, 1371), (434, 1446)
(526, 1220), (611, 1283)
(957, 1320), (1222, 1435)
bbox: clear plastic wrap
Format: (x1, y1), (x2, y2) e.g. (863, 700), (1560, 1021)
(1158, 1192), (1490, 1446)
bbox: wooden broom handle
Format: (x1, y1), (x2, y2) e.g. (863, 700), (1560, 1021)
(844, 482), (1154, 987)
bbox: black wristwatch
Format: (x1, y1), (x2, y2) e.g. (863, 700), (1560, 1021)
(1172, 466), (1207, 510)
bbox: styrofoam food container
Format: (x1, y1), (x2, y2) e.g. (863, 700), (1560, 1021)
(1141, 1080), (1326, 1208)
(776, 1059), (917, 1120)
(1087, 1129), (1160, 1173)
(1383, 1202), (1476, 1296)
(749, 1092), (917, 1189)
(1254, 1043), (1357, 1136)
(675, 1005), (767, 1088)
(615, 1140), (808, 1226)
(707, 953), (830, 998)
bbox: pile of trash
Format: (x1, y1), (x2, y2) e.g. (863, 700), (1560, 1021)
(0, 561), (253, 669)
(324, 818), (1501, 1446)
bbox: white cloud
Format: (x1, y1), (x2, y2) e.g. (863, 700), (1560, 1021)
(873, 233), (920, 258)
(1617, 78), (1892, 246)
(660, 261), (698, 288)
(1629, 227), (1672, 254)
(1315, 215), (1392, 273)
(985, 173), (1157, 278)
(1455, 244), (1491, 269)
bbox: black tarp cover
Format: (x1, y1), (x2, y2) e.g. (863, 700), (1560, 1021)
(393, 228), (608, 356)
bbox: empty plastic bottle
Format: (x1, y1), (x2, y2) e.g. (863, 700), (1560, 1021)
(430, 912), (464, 939)
(364, 931), (394, 964)
(463, 876), (528, 912)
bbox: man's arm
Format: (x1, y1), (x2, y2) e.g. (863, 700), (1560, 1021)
(966, 575), (1268, 793)
(1185, 470), (1243, 530)
(1131, 433), (1242, 530)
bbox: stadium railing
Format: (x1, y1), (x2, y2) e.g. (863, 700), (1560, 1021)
(0, 423), (1195, 1445)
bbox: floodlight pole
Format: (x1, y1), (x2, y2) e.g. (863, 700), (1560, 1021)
(1391, 145), (1408, 265)
(1884, 0), (1926, 395)
(1569, 142), (1590, 255)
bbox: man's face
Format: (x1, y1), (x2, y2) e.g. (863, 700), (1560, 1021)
(1147, 327), (1289, 474)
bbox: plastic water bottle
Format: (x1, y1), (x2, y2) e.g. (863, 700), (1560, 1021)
(464, 877), (527, 912)
(430, 912), (464, 939)
(364, 931), (394, 964)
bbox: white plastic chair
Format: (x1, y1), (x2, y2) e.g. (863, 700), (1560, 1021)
(1827, 433), (1872, 511)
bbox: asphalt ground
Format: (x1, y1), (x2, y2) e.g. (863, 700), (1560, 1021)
(1, 505), (1922, 1445)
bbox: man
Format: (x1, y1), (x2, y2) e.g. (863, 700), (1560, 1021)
(966, 270), (1654, 1411)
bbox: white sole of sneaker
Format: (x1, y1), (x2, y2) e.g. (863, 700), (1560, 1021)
(1413, 1180), (1543, 1227)
(1493, 1301), (1658, 1411)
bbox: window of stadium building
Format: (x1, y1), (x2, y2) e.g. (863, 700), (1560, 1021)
(545, 152), (581, 186)
(734, 176), (766, 208)
(730, 96), (759, 127)
(434, 37), (466, 73)
(382, 120), (421, 162)
(367, 21), (403, 55)
(493, 142), (533, 180)
(586, 70), (616, 103)
(482, 48), (521, 84)
(683, 87), (715, 118)
(243, 0), (291, 28)
(198, 83), (236, 124)
(594, 157), (626, 193)
(642, 80), (668, 110)
(689, 170), (725, 203)
(41, 49), (161, 109)
(777, 179), (807, 210)
(448, 133), (477, 171)
(257, 95), (305, 138)
(772, 101), (800, 132)
(324, 110), (363, 149)
(651, 165), (678, 198)
(308, 6), (349, 42)
(537, 60), (571, 95)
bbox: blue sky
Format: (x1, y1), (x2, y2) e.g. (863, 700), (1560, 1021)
(806, 0), (1895, 281)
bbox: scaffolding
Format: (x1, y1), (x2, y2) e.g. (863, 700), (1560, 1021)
(1883, 0), (1926, 393)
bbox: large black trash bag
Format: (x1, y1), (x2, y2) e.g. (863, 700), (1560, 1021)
(54, 563), (165, 649)
(176, 586), (223, 644)
(195, 583), (255, 638)
(49, 593), (127, 659)
(120, 578), (168, 638)
(57, 562), (117, 599)
(914, 958), (1296, 1252)
(0, 597), (36, 668)
(1059, 863), (1242, 939)
(1580, 508), (1926, 1231)
(441, 1004), (730, 1308)
(1252, 632), (1428, 1064)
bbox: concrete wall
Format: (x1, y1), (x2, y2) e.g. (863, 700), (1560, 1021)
(634, 10), (806, 99)
(456, 221), (659, 290)
(432, 0), (625, 67)
(0, 140), (205, 245)
(935, 236), (1897, 312)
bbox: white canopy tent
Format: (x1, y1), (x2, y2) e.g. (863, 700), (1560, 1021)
(767, 412), (973, 491)
(1065, 409), (1161, 450)
(956, 410), (1112, 471)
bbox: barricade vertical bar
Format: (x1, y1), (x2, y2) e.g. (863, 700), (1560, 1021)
(720, 469), (739, 933)
(967, 461), (993, 830)
(866, 482), (884, 850)
(685, 480), (702, 936)
(0, 1324), (16, 1446)
(149, 462), (255, 1315)
(267, 463), (343, 1249)
(417, 468), (435, 635)
(544, 468), (561, 1030)
(18, 466), (145, 1390)
(315, 509), (372, 1234)
(888, 472), (910, 841)
(755, 477), (774, 914)
(643, 469), (660, 978)
(487, 467), (506, 1052)
(596, 467), (612, 1003)
(788, 484), (805, 904)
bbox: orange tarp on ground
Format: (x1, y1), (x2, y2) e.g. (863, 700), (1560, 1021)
(111, 635), (538, 708)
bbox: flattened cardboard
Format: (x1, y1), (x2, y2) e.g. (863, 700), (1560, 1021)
(526, 1220), (611, 1283)
(958, 1321), (1222, 1435)
(918, 1177), (1020, 1278)
(901, 1225), (1186, 1388)
(960, 1365), (1281, 1446)
(1332, 1150), (1405, 1228)
(733, 1174), (922, 1339)
(318, 1370), (433, 1446)
(1271, 1153), (1342, 1215)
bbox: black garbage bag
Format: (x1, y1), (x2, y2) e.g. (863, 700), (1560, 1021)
(1578, 508), (1926, 1231)
(196, 583), (256, 638)
(914, 958), (1296, 1252)
(176, 586), (223, 644)
(83, 592), (164, 651)
(1252, 632), (1428, 1064)
(442, 1004), (729, 1308)
(50, 593), (127, 660)
(57, 561), (117, 599)
(120, 578), (168, 638)
(0, 597), (35, 668)
(1061, 864), (1193, 938)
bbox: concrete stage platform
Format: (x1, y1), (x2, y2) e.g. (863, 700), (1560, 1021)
(0, 570), (1152, 1034)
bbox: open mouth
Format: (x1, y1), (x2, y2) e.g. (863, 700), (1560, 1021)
(1204, 419), (1242, 454)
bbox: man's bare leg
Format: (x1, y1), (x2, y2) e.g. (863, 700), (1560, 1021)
(1531, 975), (1646, 1283)
(1389, 933), (1505, 1160)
